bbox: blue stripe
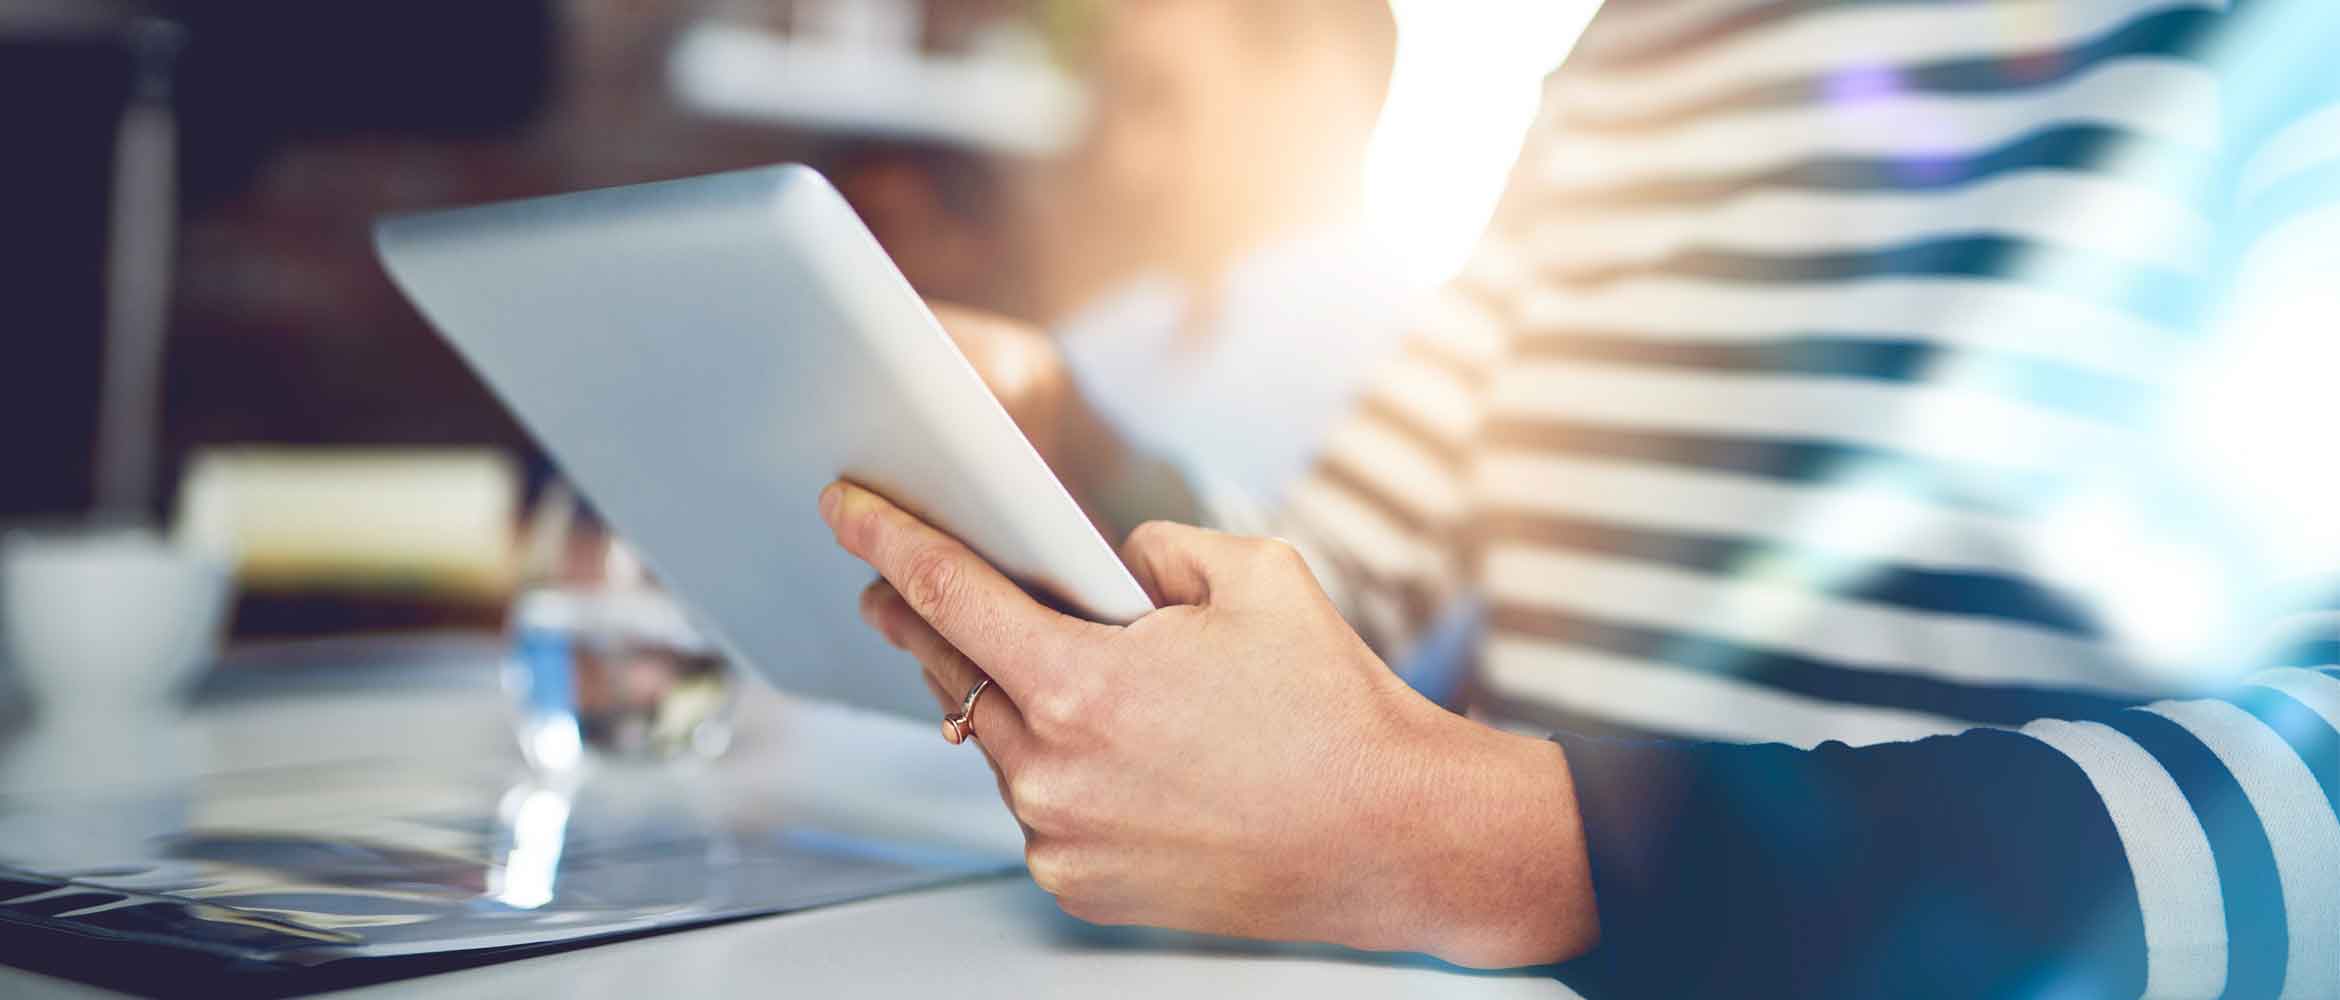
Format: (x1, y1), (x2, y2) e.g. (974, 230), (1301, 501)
(1535, 124), (2214, 212)
(1571, 6), (2218, 134)
(2230, 684), (2340, 840)
(1488, 602), (2140, 726)
(1542, 235), (2206, 326)
(1509, 334), (2158, 422)
(2102, 710), (2290, 998)
(2268, 639), (2340, 671)
(1481, 511), (2104, 636)
(1480, 417), (2054, 506)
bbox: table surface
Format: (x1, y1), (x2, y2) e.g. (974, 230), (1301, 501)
(0, 637), (1580, 999)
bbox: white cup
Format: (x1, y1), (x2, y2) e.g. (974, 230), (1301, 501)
(2, 527), (233, 719)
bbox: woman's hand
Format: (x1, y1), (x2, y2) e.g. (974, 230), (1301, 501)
(818, 480), (1600, 968)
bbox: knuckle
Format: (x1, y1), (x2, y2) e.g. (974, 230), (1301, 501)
(1008, 769), (1077, 833)
(1024, 682), (1093, 737)
(898, 544), (965, 618)
(1024, 842), (1078, 896)
(1251, 536), (1306, 572)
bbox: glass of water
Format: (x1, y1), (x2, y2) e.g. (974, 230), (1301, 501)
(506, 485), (735, 771)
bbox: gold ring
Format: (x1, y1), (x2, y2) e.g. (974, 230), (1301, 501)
(942, 677), (991, 745)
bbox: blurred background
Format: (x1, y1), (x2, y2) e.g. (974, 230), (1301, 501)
(0, 0), (1584, 710)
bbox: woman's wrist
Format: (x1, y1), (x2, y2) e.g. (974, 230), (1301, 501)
(1362, 706), (1601, 968)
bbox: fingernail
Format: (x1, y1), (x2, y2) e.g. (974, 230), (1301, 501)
(818, 482), (845, 525)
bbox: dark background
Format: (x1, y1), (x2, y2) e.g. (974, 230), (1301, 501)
(1, 0), (1034, 521)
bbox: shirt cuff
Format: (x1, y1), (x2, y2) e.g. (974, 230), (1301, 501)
(1547, 728), (2151, 999)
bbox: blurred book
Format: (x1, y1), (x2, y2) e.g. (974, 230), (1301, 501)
(174, 448), (519, 636)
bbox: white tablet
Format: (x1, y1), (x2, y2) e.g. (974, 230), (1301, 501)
(375, 165), (1154, 719)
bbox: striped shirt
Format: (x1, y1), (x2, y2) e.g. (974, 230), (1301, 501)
(1182, 0), (2340, 995)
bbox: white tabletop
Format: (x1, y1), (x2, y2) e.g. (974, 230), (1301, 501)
(0, 637), (1581, 998)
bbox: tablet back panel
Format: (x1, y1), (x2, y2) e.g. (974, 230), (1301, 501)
(376, 166), (1152, 719)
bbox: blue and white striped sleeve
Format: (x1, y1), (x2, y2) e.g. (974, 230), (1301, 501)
(1547, 22), (2340, 988)
(1544, 8), (2340, 996)
(1550, 666), (2340, 999)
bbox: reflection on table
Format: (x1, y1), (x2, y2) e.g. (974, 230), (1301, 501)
(0, 635), (1021, 992)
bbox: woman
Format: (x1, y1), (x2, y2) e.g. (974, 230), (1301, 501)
(822, 0), (2340, 995)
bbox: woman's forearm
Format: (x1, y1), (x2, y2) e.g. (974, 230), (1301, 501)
(1366, 712), (1601, 968)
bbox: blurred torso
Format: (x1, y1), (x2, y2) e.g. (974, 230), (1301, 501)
(1424, 0), (2328, 745)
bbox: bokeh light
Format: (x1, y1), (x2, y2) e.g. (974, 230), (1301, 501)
(1362, 0), (1602, 285)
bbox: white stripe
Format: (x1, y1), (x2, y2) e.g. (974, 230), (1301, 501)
(2147, 699), (2340, 1000)
(2239, 103), (2340, 203)
(1417, 291), (1512, 367)
(1474, 450), (2036, 577)
(1482, 634), (1972, 747)
(1452, 241), (1540, 310)
(1489, 360), (2126, 478)
(1533, 172), (2212, 276)
(1559, 0), (2218, 127)
(2021, 718), (2228, 1000)
(1481, 544), (2152, 695)
(1537, 60), (2216, 194)
(1282, 487), (1406, 635)
(1285, 477), (1446, 590)
(1281, 482), (1460, 654)
(1369, 356), (1478, 444)
(1565, 0), (1764, 60)
(2250, 668), (2340, 734)
(1516, 277), (2183, 382)
(1322, 419), (1467, 521)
